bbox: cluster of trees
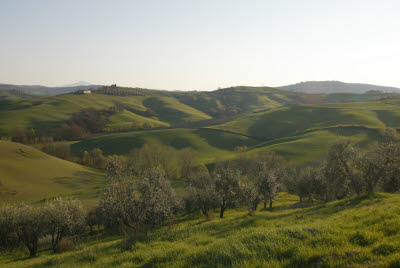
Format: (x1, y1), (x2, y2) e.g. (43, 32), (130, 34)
(185, 154), (285, 218)
(62, 108), (115, 140)
(286, 139), (400, 202)
(10, 127), (55, 145)
(0, 198), (86, 256)
(81, 148), (108, 169)
(41, 142), (71, 160)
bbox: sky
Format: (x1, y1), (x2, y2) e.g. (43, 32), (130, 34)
(0, 0), (400, 91)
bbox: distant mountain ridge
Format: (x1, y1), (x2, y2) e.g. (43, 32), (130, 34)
(62, 81), (94, 87)
(280, 81), (400, 94)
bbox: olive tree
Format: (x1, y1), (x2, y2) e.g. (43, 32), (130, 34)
(87, 206), (103, 233)
(285, 166), (325, 202)
(0, 205), (19, 252)
(0, 205), (45, 257)
(240, 175), (261, 215)
(185, 170), (219, 220)
(14, 205), (45, 256)
(138, 167), (180, 232)
(324, 141), (360, 199)
(355, 142), (400, 194)
(44, 198), (86, 252)
(213, 165), (241, 218)
(257, 162), (280, 209)
(99, 178), (140, 238)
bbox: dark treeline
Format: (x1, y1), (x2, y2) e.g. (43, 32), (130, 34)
(2, 130), (400, 257)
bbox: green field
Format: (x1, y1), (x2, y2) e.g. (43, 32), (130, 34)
(0, 141), (105, 206)
(2, 193), (400, 267)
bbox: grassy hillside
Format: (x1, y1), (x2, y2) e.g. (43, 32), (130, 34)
(71, 128), (261, 164)
(2, 193), (400, 267)
(1, 85), (398, 137)
(210, 101), (400, 139)
(248, 128), (379, 164)
(0, 141), (105, 205)
(71, 127), (379, 166)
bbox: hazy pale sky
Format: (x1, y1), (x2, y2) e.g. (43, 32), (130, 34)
(1, 0), (399, 90)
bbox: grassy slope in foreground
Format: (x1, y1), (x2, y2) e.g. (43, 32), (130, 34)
(210, 101), (400, 139)
(0, 141), (105, 205)
(2, 193), (400, 267)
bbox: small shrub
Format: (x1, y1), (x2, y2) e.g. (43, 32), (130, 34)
(56, 238), (73, 253)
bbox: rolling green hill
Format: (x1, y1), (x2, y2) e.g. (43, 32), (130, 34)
(71, 128), (261, 164)
(1, 85), (399, 138)
(0, 93), (211, 136)
(210, 101), (400, 139)
(0, 141), (105, 205)
(71, 127), (379, 166)
(2, 193), (400, 267)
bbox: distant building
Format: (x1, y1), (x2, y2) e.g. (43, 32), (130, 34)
(83, 90), (91, 94)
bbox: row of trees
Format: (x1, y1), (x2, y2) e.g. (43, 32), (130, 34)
(185, 158), (282, 219)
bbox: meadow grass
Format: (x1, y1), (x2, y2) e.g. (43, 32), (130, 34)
(2, 192), (400, 267)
